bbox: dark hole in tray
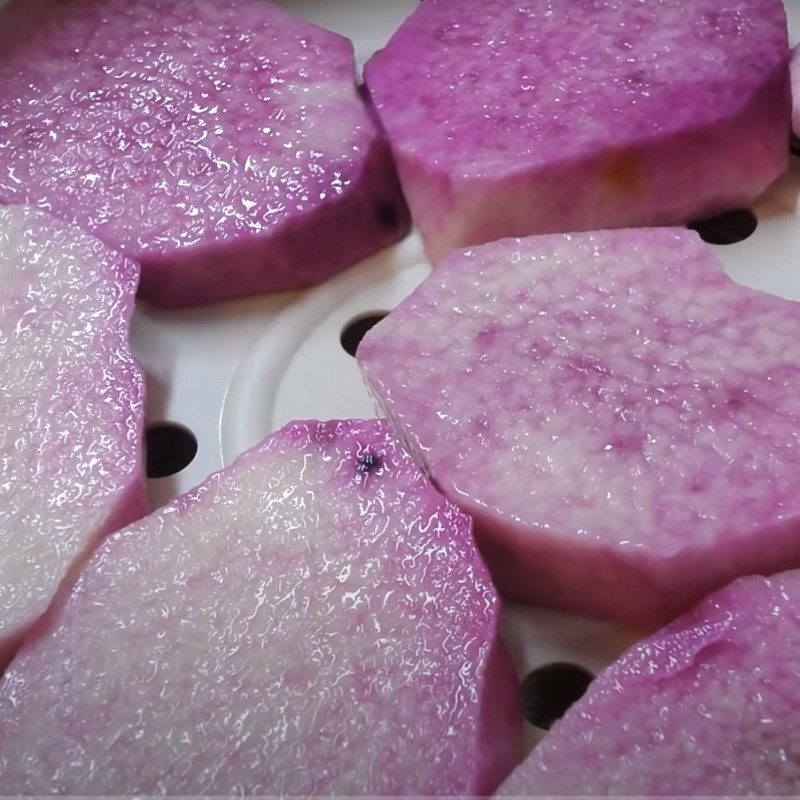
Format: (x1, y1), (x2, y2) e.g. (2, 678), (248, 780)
(340, 312), (389, 358)
(376, 202), (401, 231)
(146, 422), (198, 479)
(521, 662), (595, 730)
(687, 209), (757, 245)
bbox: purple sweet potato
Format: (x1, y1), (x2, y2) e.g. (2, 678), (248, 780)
(365, 0), (789, 262)
(0, 205), (145, 666)
(0, 0), (409, 307)
(359, 228), (800, 627)
(499, 571), (800, 796)
(0, 420), (520, 796)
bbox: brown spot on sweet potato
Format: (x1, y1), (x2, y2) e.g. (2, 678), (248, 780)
(602, 149), (643, 195)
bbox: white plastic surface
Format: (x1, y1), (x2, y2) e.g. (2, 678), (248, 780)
(7, 0), (800, 753)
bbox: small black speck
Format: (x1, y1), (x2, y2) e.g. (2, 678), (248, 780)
(358, 453), (381, 474)
(791, 133), (800, 157)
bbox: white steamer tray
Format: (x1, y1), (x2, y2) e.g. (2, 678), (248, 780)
(6, 0), (799, 756)
(137, 0), (800, 754)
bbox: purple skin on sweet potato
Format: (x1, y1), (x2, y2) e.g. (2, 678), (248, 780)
(365, 0), (790, 263)
(358, 228), (800, 628)
(0, 0), (409, 308)
(0, 205), (146, 669)
(791, 45), (800, 137)
(0, 420), (521, 796)
(498, 570), (800, 796)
